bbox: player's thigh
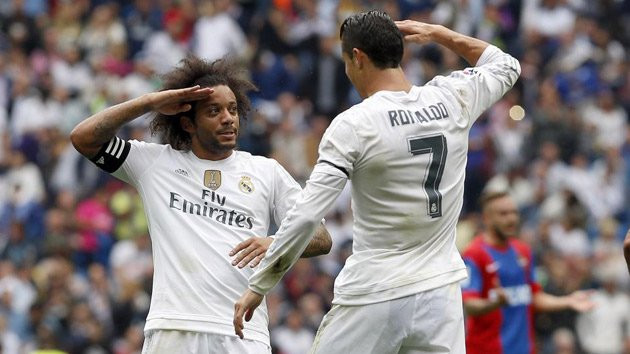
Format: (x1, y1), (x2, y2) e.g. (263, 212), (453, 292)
(310, 300), (411, 354)
(400, 282), (465, 354)
(142, 330), (271, 354)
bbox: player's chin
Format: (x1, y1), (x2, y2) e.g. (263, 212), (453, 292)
(217, 133), (237, 146)
(504, 227), (518, 237)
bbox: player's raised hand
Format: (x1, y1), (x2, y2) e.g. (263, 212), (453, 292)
(395, 20), (437, 44)
(230, 236), (273, 268)
(234, 289), (264, 339)
(146, 85), (213, 115)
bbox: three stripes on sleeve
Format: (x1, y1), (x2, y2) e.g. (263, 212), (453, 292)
(89, 136), (131, 173)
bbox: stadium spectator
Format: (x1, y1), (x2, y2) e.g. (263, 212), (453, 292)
(271, 308), (314, 354)
(140, 8), (188, 75)
(575, 264), (630, 354)
(192, 0), (248, 62)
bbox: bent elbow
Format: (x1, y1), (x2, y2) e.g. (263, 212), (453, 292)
(69, 126), (82, 152)
(70, 123), (99, 158)
(322, 234), (332, 255)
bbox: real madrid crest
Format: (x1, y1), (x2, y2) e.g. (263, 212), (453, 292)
(204, 170), (222, 190)
(238, 176), (254, 194)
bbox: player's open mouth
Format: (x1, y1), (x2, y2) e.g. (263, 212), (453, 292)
(218, 131), (236, 137)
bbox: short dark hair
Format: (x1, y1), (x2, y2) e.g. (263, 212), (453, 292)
(150, 56), (257, 150)
(339, 10), (403, 69)
(479, 191), (510, 212)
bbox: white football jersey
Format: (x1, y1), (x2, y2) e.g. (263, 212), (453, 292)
(109, 142), (301, 344)
(249, 45), (521, 306)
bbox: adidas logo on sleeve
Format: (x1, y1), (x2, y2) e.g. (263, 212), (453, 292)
(90, 136), (131, 173)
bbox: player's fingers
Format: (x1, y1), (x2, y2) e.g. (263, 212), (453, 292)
(233, 304), (245, 339)
(395, 21), (415, 32)
(171, 86), (213, 101)
(238, 248), (263, 268)
(245, 307), (255, 322)
(187, 87), (214, 97)
(232, 245), (257, 265)
(230, 239), (253, 256)
(250, 254), (265, 268)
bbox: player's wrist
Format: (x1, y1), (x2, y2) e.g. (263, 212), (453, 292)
(429, 24), (451, 44)
(138, 92), (156, 112)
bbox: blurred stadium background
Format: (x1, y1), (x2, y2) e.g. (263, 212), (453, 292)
(0, 0), (628, 353)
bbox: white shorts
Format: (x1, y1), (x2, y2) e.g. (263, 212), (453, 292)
(142, 330), (271, 354)
(310, 282), (465, 354)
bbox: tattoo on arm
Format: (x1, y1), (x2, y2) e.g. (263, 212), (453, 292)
(93, 119), (120, 144)
(301, 225), (332, 258)
(72, 95), (152, 157)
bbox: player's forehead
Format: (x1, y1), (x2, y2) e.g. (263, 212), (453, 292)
(198, 84), (237, 107)
(488, 196), (517, 212)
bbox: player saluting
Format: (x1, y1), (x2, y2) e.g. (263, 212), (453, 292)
(70, 57), (331, 353)
(234, 10), (520, 353)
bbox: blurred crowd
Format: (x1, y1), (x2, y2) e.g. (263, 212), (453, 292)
(0, 0), (629, 353)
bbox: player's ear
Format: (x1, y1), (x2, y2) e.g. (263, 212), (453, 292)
(352, 48), (361, 67)
(180, 116), (195, 133)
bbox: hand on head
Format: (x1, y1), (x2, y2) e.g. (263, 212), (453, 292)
(148, 85), (214, 115)
(395, 20), (437, 44)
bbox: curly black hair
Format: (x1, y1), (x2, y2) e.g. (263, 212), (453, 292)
(150, 56), (257, 150)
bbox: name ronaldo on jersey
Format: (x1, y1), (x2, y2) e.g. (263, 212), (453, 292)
(387, 101), (449, 127)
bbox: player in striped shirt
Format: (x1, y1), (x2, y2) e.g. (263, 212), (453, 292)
(462, 191), (594, 354)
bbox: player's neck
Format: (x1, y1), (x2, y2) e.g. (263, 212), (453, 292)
(190, 143), (234, 161)
(483, 232), (508, 248)
(362, 67), (412, 98)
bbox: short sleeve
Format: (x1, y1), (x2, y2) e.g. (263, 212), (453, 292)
(316, 114), (362, 179)
(528, 253), (542, 294)
(462, 258), (483, 299)
(425, 45), (520, 126)
(109, 139), (168, 185)
(270, 160), (302, 226)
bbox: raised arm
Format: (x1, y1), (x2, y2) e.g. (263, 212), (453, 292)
(398, 20), (520, 126)
(70, 86), (212, 158)
(395, 21), (488, 65)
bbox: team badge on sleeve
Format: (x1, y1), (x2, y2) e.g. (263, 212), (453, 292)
(238, 176), (254, 194)
(204, 170), (222, 190)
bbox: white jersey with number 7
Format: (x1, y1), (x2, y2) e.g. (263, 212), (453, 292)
(250, 45), (521, 306)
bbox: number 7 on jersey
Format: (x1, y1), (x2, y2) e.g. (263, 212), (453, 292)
(408, 134), (448, 218)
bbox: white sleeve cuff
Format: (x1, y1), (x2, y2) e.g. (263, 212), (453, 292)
(475, 45), (502, 66)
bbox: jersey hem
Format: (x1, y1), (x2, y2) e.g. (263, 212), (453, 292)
(332, 268), (467, 305)
(144, 316), (269, 345)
